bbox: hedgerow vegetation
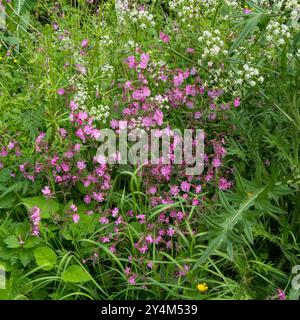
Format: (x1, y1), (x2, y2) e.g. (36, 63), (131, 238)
(0, 0), (299, 300)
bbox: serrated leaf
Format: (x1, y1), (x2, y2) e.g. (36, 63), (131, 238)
(4, 235), (20, 249)
(34, 246), (57, 271)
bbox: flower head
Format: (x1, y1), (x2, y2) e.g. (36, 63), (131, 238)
(276, 289), (286, 300)
(197, 282), (208, 293)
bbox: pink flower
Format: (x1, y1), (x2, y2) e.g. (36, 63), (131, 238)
(128, 275), (137, 285)
(167, 227), (175, 237)
(181, 181), (191, 193)
(42, 186), (54, 199)
(70, 204), (78, 212)
(30, 207), (41, 237)
(52, 23), (59, 30)
(70, 100), (78, 111)
(93, 192), (104, 202)
(195, 185), (202, 193)
(212, 157), (222, 168)
(159, 32), (170, 43)
(219, 177), (231, 191)
(148, 186), (157, 194)
(59, 128), (67, 137)
(276, 289), (286, 300)
(145, 235), (153, 244)
(112, 207), (119, 217)
(99, 216), (109, 224)
(126, 56), (136, 69)
(57, 88), (65, 95)
(194, 111), (202, 119)
(177, 211), (184, 221)
(125, 267), (131, 276)
(72, 214), (80, 223)
(132, 87), (151, 101)
(109, 245), (116, 253)
(243, 8), (252, 14)
(0, 148), (8, 157)
(186, 47), (195, 54)
(170, 185), (179, 197)
(101, 237), (110, 243)
(84, 195), (91, 204)
(81, 39), (89, 48)
(139, 53), (150, 69)
(77, 160), (86, 171)
(7, 141), (15, 150)
(61, 162), (70, 172)
(75, 64), (87, 75)
(192, 199), (199, 206)
(173, 73), (184, 87)
(234, 97), (241, 107)
(154, 109), (164, 126)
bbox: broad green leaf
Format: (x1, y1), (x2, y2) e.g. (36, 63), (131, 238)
(22, 196), (59, 218)
(62, 265), (91, 283)
(34, 246), (57, 271)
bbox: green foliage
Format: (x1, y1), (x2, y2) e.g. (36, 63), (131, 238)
(34, 246), (57, 271)
(0, 0), (299, 301)
(62, 265), (91, 283)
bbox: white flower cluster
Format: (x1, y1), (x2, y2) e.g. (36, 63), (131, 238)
(150, 94), (170, 110)
(72, 79), (88, 108)
(128, 6), (155, 29)
(224, 64), (264, 90)
(115, 0), (129, 24)
(125, 40), (139, 49)
(99, 35), (113, 46)
(276, 0), (300, 26)
(198, 29), (228, 65)
(52, 29), (112, 123)
(169, 0), (201, 25)
(100, 64), (114, 76)
(265, 20), (291, 47)
(89, 104), (110, 123)
(169, 0), (240, 26)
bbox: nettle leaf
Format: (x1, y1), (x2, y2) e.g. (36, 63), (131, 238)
(62, 265), (91, 283)
(4, 235), (20, 249)
(22, 196), (59, 218)
(34, 246), (57, 271)
(20, 250), (33, 267)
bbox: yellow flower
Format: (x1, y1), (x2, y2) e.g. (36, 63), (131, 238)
(197, 282), (208, 293)
(0, 57), (3, 61)
(13, 59), (18, 63)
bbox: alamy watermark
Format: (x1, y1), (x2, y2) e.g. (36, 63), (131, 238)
(0, 264), (5, 289)
(95, 122), (204, 176)
(292, 265), (300, 290)
(0, 0), (6, 30)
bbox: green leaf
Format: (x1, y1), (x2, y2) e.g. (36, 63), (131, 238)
(22, 196), (59, 218)
(0, 169), (11, 183)
(4, 235), (20, 249)
(193, 233), (226, 269)
(62, 265), (91, 283)
(34, 246), (57, 271)
(229, 13), (266, 54)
